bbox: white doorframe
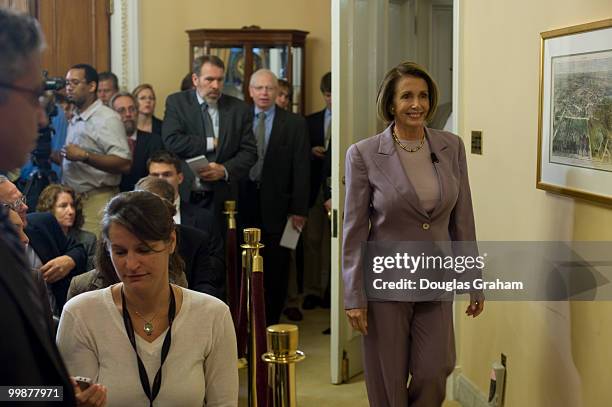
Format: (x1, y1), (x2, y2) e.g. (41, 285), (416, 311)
(110, 0), (140, 91)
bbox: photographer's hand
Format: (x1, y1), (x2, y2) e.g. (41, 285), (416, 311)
(62, 144), (89, 162)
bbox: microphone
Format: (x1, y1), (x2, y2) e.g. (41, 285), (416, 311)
(431, 153), (439, 164)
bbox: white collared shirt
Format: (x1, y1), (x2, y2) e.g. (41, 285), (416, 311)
(173, 195), (182, 225)
(195, 91), (219, 151)
(62, 99), (130, 193)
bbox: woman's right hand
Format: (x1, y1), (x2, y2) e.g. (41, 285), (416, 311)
(345, 308), (368, 335)
(71, 378), (107, 407)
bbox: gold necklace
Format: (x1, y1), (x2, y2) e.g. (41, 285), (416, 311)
(132, 308), (160, 336)
(392, 127), (425, 153)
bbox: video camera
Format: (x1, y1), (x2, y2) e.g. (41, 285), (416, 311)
(20, 71), (67, 210)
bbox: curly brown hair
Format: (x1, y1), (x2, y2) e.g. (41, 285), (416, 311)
(36, 184), (84, 230)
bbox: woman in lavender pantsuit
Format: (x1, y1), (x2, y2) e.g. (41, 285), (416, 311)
(342, 62), (484, 407)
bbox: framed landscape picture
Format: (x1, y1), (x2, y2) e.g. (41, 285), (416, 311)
(537, 19), (612, 205)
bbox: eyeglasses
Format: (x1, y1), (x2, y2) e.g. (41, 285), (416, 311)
(251, 85), (277, 92)
(115, 106), (137, 115)
(4, 195), (26, 212)
(0, 82), (50, 107)
(66, 79), (87, 88)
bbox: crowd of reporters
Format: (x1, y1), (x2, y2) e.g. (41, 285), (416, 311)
(0, 7), (332, 406)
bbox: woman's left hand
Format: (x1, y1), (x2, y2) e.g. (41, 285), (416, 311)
(40, 255), (75, 283)
(465, 291), (484, 318)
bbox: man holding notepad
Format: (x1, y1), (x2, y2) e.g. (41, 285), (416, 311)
(238, 69), (310, 325)
(161, 55), (257, 229)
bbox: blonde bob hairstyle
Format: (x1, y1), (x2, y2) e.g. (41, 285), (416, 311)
(376, 61), (439, 125)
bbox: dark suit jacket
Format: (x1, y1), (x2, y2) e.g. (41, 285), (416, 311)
(119, 130), (164, 192)
(177, 224), (225, 300)
(244, 107), (310, 234)
(342, 125), (477, 309)
(25, 212), (87, 312)
(0, 227), (76, 404)
(162, 90), (257, 207)
(180, 200), (215, 231)
(306, 109), (326, 207)
(152, 116), (163, 136)
(323, 144), (331, 201)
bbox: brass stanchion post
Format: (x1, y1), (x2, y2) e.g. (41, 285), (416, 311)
(262, 324), (306, 407)
(223, 200), (239, 325)
(241, 228), (265, 407)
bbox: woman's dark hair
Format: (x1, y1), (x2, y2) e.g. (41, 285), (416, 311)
(376, 61), (439, 125)
(36, 184), (84, 230)
(95, 191), (184, 284)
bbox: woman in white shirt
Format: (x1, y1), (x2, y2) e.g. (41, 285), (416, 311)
(57, 191), (238, 406)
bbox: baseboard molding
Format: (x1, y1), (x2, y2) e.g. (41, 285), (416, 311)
(453, 373), (489, 407)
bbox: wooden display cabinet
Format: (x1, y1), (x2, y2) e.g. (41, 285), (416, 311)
(186, 27), (308, 114)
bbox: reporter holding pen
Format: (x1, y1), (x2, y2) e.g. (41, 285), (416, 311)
(342, 61), (484, 406)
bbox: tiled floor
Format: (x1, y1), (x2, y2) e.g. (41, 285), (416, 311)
(239, 308), (461, 406)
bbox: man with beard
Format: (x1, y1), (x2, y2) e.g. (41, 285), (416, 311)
(61, 64), (131, 235)
(162, 55), (256, 230)
(111, 91), (164, 191)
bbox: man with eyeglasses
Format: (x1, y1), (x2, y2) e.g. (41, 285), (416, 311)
(237, 68), (310, 325)
(97, 71), (119, 106)
(110, 91), (163, 191)
(0, 175), (87, 312)
(62, 63), (131, 236)
(0, 8), (107, 405)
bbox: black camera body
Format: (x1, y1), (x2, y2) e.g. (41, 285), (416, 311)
(20, 71), (67, 210)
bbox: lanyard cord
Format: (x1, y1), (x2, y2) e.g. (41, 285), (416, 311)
(121, 285), (176, 407)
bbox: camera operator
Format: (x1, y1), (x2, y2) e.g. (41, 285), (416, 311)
(61, 63), (131, 236)
(0, 7), (106, 406)
(17, 81), (70, 210)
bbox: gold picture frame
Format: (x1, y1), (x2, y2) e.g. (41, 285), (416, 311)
(537, 18), (612, 205)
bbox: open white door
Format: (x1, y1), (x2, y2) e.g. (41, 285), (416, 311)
(330, 0), (388, 384)
(330, 0), (460, 385)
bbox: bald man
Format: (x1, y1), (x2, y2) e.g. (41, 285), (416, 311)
(238, 69), (310, 325)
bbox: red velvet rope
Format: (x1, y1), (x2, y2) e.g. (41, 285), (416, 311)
(251, 270), (268, 407)
(225, 228), (239, 329)
(236, 255), (248, 358)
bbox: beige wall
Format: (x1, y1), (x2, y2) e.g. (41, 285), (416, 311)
(457, 0), (612, 405)
(140, 0), (331, 117)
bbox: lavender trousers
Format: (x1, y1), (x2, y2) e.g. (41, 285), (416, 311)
(362, 301), (455, 407)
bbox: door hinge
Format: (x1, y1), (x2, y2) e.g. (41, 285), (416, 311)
(107, 0), (114, 15)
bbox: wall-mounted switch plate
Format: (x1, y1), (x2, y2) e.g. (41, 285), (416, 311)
(471, 131), (483, 155)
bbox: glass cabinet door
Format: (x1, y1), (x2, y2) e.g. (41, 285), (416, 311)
(252, 46), (289, 79)
(194, 46), (247, 100)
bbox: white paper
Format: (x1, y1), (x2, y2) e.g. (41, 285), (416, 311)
(186, 155), (210, 173)
(280, 218), (301, 250)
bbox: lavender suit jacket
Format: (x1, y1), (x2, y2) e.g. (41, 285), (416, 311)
(342, 125), (477, 309)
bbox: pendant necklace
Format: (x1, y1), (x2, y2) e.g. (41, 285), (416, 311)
(132, 307), (160, 336)
(392, 126), (426, 153)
